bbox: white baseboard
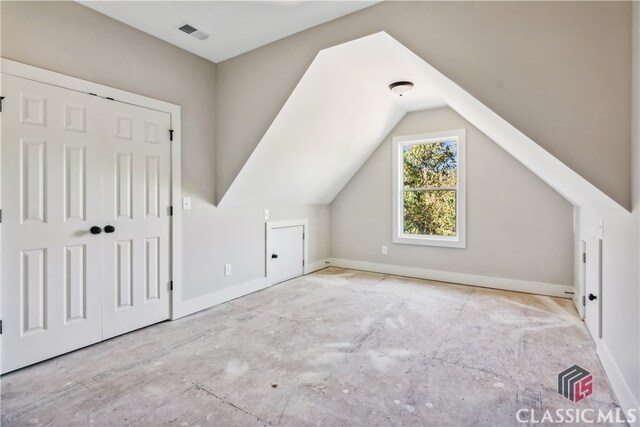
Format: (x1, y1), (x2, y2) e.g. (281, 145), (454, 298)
(597, 340), (640, 423)
(173, 258), (331, 319)
(572, 293), (585, 319)
(305, 258), (331, 274)
(172, 277), (269, 319)
(327, 258), (574, 298)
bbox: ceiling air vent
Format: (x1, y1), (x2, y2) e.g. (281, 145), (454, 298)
(178, 23), (209, 41)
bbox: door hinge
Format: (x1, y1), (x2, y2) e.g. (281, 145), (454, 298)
(169, 206), (173, 216)
(582, 253), (586, 263)
(0, 209), (3, 223)
(582, 295), (586, 306)
(0, 320), (3, 334)
(0, 96), (5, 112)
(170, 281), (174, 291)
(303, 232), (305, 240)
(302, 260), (305, 267)
(169, 129), (174, 141)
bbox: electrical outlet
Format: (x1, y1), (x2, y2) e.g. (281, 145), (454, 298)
(264, 209), (269, 220)
(183, 197), (191, 210)
(224, 264), (232, 276)
(381, 246), (388, 255)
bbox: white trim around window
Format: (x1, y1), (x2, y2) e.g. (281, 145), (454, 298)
(392, 129), (466, 248)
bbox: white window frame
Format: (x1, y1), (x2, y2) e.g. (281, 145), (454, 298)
(392, 129), (466, 248)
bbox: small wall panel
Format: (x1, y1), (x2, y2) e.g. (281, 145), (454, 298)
(144, 121), (159, 144)
(115, 115), (132, 140)
(20, 94), (46, 126)
(22, 249), (47, 333)
(64, 104), (86, 132)
(116, 153), (133, 218)
(65, 245), (86, 322)
(145, 238), (160, 301)
(65, 145), (86, 221)
(21, 140), (47, 223)
(145, 156), (160, 218)
(116, 240), (133, 308)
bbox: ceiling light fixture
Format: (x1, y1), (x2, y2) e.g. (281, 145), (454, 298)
(389, 81), (414, 96)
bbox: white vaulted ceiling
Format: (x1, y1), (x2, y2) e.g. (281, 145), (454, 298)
(79, 1), (380, 62)
(219, 32), (627, 213)
(219, 32), (446, 207)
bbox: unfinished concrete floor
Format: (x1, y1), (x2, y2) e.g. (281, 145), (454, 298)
(1, 267), (622, 426)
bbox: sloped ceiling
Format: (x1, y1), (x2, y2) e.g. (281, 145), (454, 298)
(219, 32), (627, 213)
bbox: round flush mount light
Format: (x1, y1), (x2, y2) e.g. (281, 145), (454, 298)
(389, 81), (414, 96)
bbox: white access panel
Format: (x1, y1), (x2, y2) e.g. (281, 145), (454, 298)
(1, 75), (104, 372)
(268, 225), (304, 285)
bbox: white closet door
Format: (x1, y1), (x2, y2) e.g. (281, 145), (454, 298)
(1, 73), (173, 372)
(1, 75), (103, 373)
(101, 100), (171, 339)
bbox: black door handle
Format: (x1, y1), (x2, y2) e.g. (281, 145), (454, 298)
(90, 226), (102, 235)
(104, 225), (116, 233)
(271, 254), (278, 259)
(588, 293), (597, 301)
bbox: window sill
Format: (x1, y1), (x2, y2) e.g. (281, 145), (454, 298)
(393, 234), (466, 249)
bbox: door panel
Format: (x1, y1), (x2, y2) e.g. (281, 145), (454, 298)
(269, 226), (304, 285)
(65, 244), (87, 322)
(2, 75), (103, 373)
(101, 101), (171, 339)
(584, 237), (601, 339)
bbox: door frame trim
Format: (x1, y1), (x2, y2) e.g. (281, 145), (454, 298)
(579, 239), (587, 319)
(1, 58), (183, 320)
(265, 219), (308, 285)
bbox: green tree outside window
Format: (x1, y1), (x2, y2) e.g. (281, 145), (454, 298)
(402, 141), (457, 236)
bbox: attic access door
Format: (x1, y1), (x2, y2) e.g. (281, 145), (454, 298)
(266, 220), (307, 285)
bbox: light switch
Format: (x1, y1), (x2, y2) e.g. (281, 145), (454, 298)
(264, 209), (269, 220)
(183, 197), (191, 210)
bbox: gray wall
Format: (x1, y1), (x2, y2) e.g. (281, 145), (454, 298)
(0, 1), (331, 302)
(332, 107), (574, 286)
(216, 1), (631, 209)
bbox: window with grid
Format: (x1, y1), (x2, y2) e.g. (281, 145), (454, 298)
(393, 130), (466, 248)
